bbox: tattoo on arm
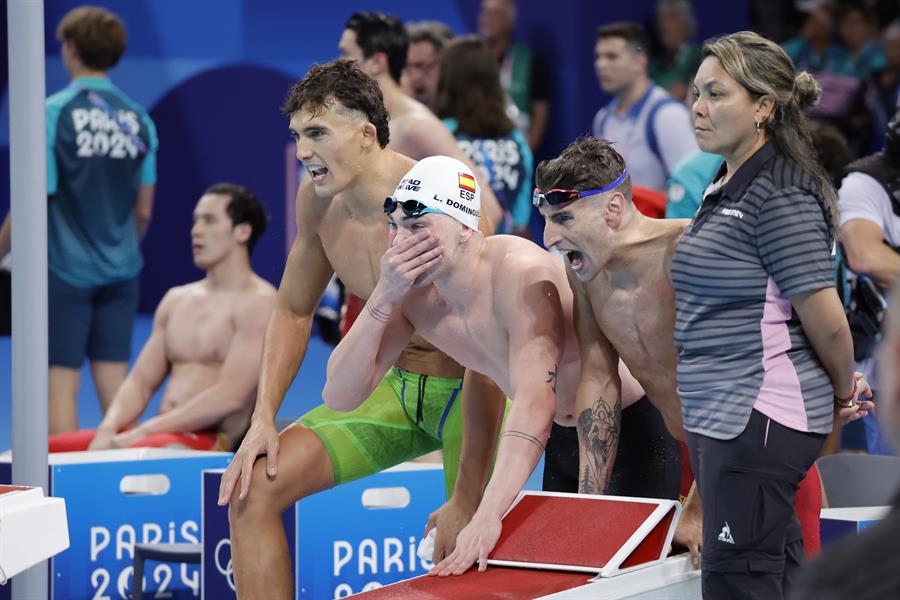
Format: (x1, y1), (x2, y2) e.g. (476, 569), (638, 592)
(501, 430), (546, 451)
(365, 301), (392, 323)
(576, 398), (621, 494)
(546, 364), (558, 394)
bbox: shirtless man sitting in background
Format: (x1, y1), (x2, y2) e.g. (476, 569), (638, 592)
(48, 183), (276, 452)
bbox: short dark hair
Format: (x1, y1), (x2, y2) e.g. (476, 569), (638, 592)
(204, 182), (268, 256)
(536, 137), (632, 200)
(56, 6), (127, 71)
(281, 59), (391, 148)
(406, 20), (454, 53)
(435, 36), (515, 138)
(345, 12), (408, 83)
(595, 21), (650, 53)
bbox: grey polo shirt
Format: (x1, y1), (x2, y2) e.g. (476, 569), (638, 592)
(671, 141), (835, 439)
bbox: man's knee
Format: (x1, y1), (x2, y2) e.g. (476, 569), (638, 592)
(228, 458), (288, 526)
(229, 427), (335, 526)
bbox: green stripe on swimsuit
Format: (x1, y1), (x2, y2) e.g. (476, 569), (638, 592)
(299, 367), (493, 498)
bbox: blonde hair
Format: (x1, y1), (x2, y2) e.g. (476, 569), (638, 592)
(702, 31), (837, 231)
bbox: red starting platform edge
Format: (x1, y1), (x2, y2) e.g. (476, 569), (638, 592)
(351, 492), (697, 599)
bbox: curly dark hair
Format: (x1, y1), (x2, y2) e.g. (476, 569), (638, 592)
(56, 6), (127, 71)
(536, 136), (632, 200)
(281, 59), (390, 148)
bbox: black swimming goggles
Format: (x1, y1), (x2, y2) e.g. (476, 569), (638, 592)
(532, 169), (629, 208)
(383, 197), (444, 218)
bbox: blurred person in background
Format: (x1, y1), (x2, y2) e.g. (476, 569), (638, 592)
(789, 283), (900, 599)
(649, 0), (702, 102)
(402, 20), (454, 110)
(340, 11), (502, 225)
(865, 20), (900, 150)
(478, 0), (551, 151)
(783, 3), (847, 74)
(0, 6), (159, 434)
(593, 21), (698, 193)
(836, 1), (886, 79)
(836, 102), (900, 456)
(434, 36), (534, 236)
(47, 184), (275, 453)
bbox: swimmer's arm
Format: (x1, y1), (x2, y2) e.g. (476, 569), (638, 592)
(97, 289), (175, 435)
(139, 291), (276, 435)
(474, 277), (562, 523)
(322, 296), (416, 412)
(254, 183), (335, 424)
(569, 271), (622, 495)
(406, 115), (501, 233)
(452, 371), (506, 507)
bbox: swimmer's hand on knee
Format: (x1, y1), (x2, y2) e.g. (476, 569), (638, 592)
(217, 419), (280, 505)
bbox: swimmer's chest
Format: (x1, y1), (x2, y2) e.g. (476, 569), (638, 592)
(318, 207), (388, 298)
(591, 280), (677, 372)
(407, 295), (510, 389)
(165, 296), (236, 365)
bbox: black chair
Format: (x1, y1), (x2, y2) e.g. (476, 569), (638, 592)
(133, 543), (202, 599)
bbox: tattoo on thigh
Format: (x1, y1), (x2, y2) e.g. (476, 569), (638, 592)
(546, 364), (558, 393)
(576, 398), (621, 494)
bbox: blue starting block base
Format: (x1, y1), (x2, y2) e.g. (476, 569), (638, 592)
(202, 456), (545, 599)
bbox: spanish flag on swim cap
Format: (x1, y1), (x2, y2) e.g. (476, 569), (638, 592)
(391, 156), (481, 230)
(458, 172), (476, 193)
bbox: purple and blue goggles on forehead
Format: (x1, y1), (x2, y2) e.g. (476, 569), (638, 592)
(532, 169), (629, 208)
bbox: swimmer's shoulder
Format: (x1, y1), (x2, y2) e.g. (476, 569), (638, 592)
(385, 150), (416, 179)
(231, 276), (277, 326)
(489, 235), (561, 284)
(249, 274), (278, 298)
(662, 218), (691, 257)
(153, 282), (198, 323)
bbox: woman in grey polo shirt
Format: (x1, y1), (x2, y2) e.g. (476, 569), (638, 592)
(672, 32), (872, 600)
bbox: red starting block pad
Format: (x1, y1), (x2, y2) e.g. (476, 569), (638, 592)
(0, 485), (70, 582)
(489, 492), (680, 577)
(351, 492), (695, 599)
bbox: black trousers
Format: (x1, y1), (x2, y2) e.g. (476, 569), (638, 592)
(543, 396), (681, 500)
(687, 409), (826, 600)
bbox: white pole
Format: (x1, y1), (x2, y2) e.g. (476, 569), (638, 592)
(8, 0), (49, 597)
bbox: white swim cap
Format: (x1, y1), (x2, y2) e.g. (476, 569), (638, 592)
(387, 155), (481, 230)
